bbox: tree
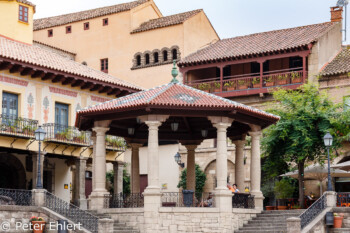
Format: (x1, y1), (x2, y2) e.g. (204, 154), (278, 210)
(106, 164), (131, 195)
(262, 84), (348, 208)
(177, 164), (207, 193)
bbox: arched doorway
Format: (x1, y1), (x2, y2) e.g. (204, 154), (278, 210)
(203, 159), (235, 193)
(0, 154), (26, 189)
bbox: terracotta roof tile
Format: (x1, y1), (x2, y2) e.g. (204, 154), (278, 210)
(131, 9), (202, 33)
(77, 81), (279, 122)
(33, 0), (148, 31)
(17, 0), (35, 8)
(320, 47), (350, 76)
(0, 35), (142, 91)
(179, 22), (336, 66)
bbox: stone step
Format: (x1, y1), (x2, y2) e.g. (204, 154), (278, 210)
(114, 226), (136, 230)
(262, 210), (304, 214)
(113, 231), (139, 233)
(235, 230), (287, 233)
(256, 213), (300, 218)
(253, 216), (298, 221)
(330, 229), (350, 233)
(243, 222), (286, 227)
(238, 226), (287, 231)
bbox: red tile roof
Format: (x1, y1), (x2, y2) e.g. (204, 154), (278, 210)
(17, 0), (35, 8)
(179, 22), (337, 66)
(0, 35), (141, 91)
(320, 47), (350, 76)
(131, 9), (202, 33)
(76, 81), (279, 126)
(33, 0), (149, 31)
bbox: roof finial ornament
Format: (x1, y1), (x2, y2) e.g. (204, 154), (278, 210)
(171, 60), (179, 83)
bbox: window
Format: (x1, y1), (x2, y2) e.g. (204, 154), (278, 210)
(172, 49), (178, 60)
(84, 22), (89, 30)
(48, 29), (53, 37)
(2, 92), (18, 117)
(289, 57), (303, 69)
(145, 54), (150, 65)
(344, 96), (350, 111)
(66, 26), (72, 34)
(101, 58), (108, 73)
(154, 52), (159, 63)
(163, 50), (168, 62)
(103, 18), (108, 26)
(136, 55), (141, 66)
(55, 103), (69, 128)
(18, 5), (28, 23)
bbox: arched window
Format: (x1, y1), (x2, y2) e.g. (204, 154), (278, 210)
(136, 55), (141, 66)
(145, 54), (150, 65)
(163, 50), (168, 62)
(154, 52), (159, 63)
(172, 49), (178, 60)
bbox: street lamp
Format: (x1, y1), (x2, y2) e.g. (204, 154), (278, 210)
(174, 152), (184, 168)
(34, 126), (46, 189)
(323, 132), (333, 191)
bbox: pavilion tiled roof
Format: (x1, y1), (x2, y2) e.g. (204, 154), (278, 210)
(76, 81), (280, 123)
(131, 9), (202, 33)
(320, 47), (350, 76)
(0, 35), (141, 91)
(179, 22), (337, 66)
(33, 0), (149, 31)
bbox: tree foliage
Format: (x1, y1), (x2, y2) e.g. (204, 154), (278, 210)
(177, 164), (207, 193)
(106, 164), (131, 195)
(262, 84), (349, 206)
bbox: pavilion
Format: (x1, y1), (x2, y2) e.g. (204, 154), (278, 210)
(75, 63), (280, 232)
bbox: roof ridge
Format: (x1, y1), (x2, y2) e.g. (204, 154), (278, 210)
(146, 82), (174, 103)
(33, 40), (76, 55)
(144, 9), (202, 23)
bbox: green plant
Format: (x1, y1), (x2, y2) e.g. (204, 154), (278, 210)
(252, 78), (260, 85)
(277, 75), (287, 80)
(177, 164), (206, 194)
(214, 82), (221, 89)
(274, 179), (295, 199)
(291, 72), (300, 80)
(224, 81), (235, 88)
(265, 77), (273, 83)
(238, 80), (247, 86)
(106, 164), (130, 194)
(30, 216), (44, 222)
(198, 83), (211, 90)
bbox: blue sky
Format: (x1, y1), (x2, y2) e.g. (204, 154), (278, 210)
(33, 0), (348, 42)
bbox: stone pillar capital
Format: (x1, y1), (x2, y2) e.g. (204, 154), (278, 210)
(92, 127), (109, 136)
(233, 140), (246, 148)
(213, 122), (232, 131)
(77, 156), (88, 162)
(249, 124), (262, 133)
(185, 145), (198, 151)
(139, 115), (169, 124)
(208, 116), (233, 126)
(145, 121), (162, 129)
(249, 130), (262, 138)
(129, 143), (143, 149)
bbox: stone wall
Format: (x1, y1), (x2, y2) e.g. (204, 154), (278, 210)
(101, 207), (259, 233)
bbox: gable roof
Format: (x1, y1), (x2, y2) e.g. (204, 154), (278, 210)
(179, 22), (337, 66)
(131, 9), (202, 33)
(320, 47), (350, 76)
(33, 0), (149, 31)
(0, 35), (141, 91)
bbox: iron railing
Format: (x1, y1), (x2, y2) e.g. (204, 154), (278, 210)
(299, 193), (327, 229)
(0, 188), (33, 206)
(105, 135), (127, 151)
(337, 192), (350, 207)
(161, 192), (215, 207)
(42, 123), (91, 146)
(232, 193), (255, 209)
(104, 193), (144, 208)
(0, 114), (38, 138)
(45, 191), (98, 233)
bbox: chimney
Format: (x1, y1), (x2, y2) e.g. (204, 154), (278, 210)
(331, 6), (343, 22)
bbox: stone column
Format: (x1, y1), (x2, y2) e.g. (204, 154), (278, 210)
(32, 152), (45, 189)
(74, 157), (88, 209)
(249, 129), (264, 209)
(209, 116), (233, 212)
(286, 217), (301, 233)
(130, 143), (142, 193)
(91, 134), (96, 191)
(233, 140), (246, 192)
(185, 145), (197, 191)
(90, 126), (109, 210)
(113, 162), (124, 194)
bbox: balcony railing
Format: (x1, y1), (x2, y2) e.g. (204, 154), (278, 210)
(232, 193), (255, 209)
(0, 114), (38, 138)
(104, 193), (144, 208)
(186, 68), (304, 97)
(105, 135), (127, 151)
(43, 123), (91, 146)
(161, 192), (215, 207)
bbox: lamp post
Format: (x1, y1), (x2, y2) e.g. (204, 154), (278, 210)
(174, 152), (184, 168)
(323, 132), (333, 191)
(35, 126), (46, 189)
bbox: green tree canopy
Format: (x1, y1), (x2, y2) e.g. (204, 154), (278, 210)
(177, 164), (207, 193)
(262, 84), (350, 207)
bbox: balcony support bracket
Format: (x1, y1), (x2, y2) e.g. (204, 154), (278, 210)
(52, 144), (60, 153)
(10, 138), (18, 148)
(43, 142), (51, 152)
(71, 146), (78, 156)
(61, 145), (69, 155)
(26, 139), (35, 150)
(80, 146), (89, 156)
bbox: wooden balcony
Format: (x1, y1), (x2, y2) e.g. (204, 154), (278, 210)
(185, 69), (305, 98)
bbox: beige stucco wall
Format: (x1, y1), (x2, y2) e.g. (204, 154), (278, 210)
(0, 0), (34, 44)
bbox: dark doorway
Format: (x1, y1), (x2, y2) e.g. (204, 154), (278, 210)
(0, 164), (18, 189)
(43, 170), (53, 192)
(0, 154), (26, 189)
(85, 171), (92, 198)
(140, 175), (148, 193)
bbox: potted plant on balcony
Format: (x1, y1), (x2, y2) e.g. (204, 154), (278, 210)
(30, 216), (45, 233)
(224, 81), (236, 91)
(277, 74), (288, 85)
(291, 72), (302, 84)
(73, 134), (85, 144)
(238, 80), (248, 90)
(213, 82), (221, 92)
(198, 83), (211, 93)
(252, 78), (261, 88)
(265, 77), (274, 87)
(23, 125), (35, 136)
(55, 130), (68, 141)
(334, 213), (344, 228)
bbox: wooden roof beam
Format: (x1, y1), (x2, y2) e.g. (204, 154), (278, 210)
(9, 65), (24, 74)
(31, 70), (46, 78)
(0, 62), (13, 71)
(20, 68), (35, 76)
(41, 73), (55, 81)
(52, 75), (65, 83)
(62, 77), (74, 85)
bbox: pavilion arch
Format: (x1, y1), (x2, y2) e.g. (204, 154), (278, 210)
(203, 159), (235, 193)
(0, 153), (26, 189)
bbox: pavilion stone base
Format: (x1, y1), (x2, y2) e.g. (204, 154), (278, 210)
(251, 191), (264, 210)
(215, 189), (233, 213)
(99, 207), (260, 233)
(89, 191), (109, 210)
